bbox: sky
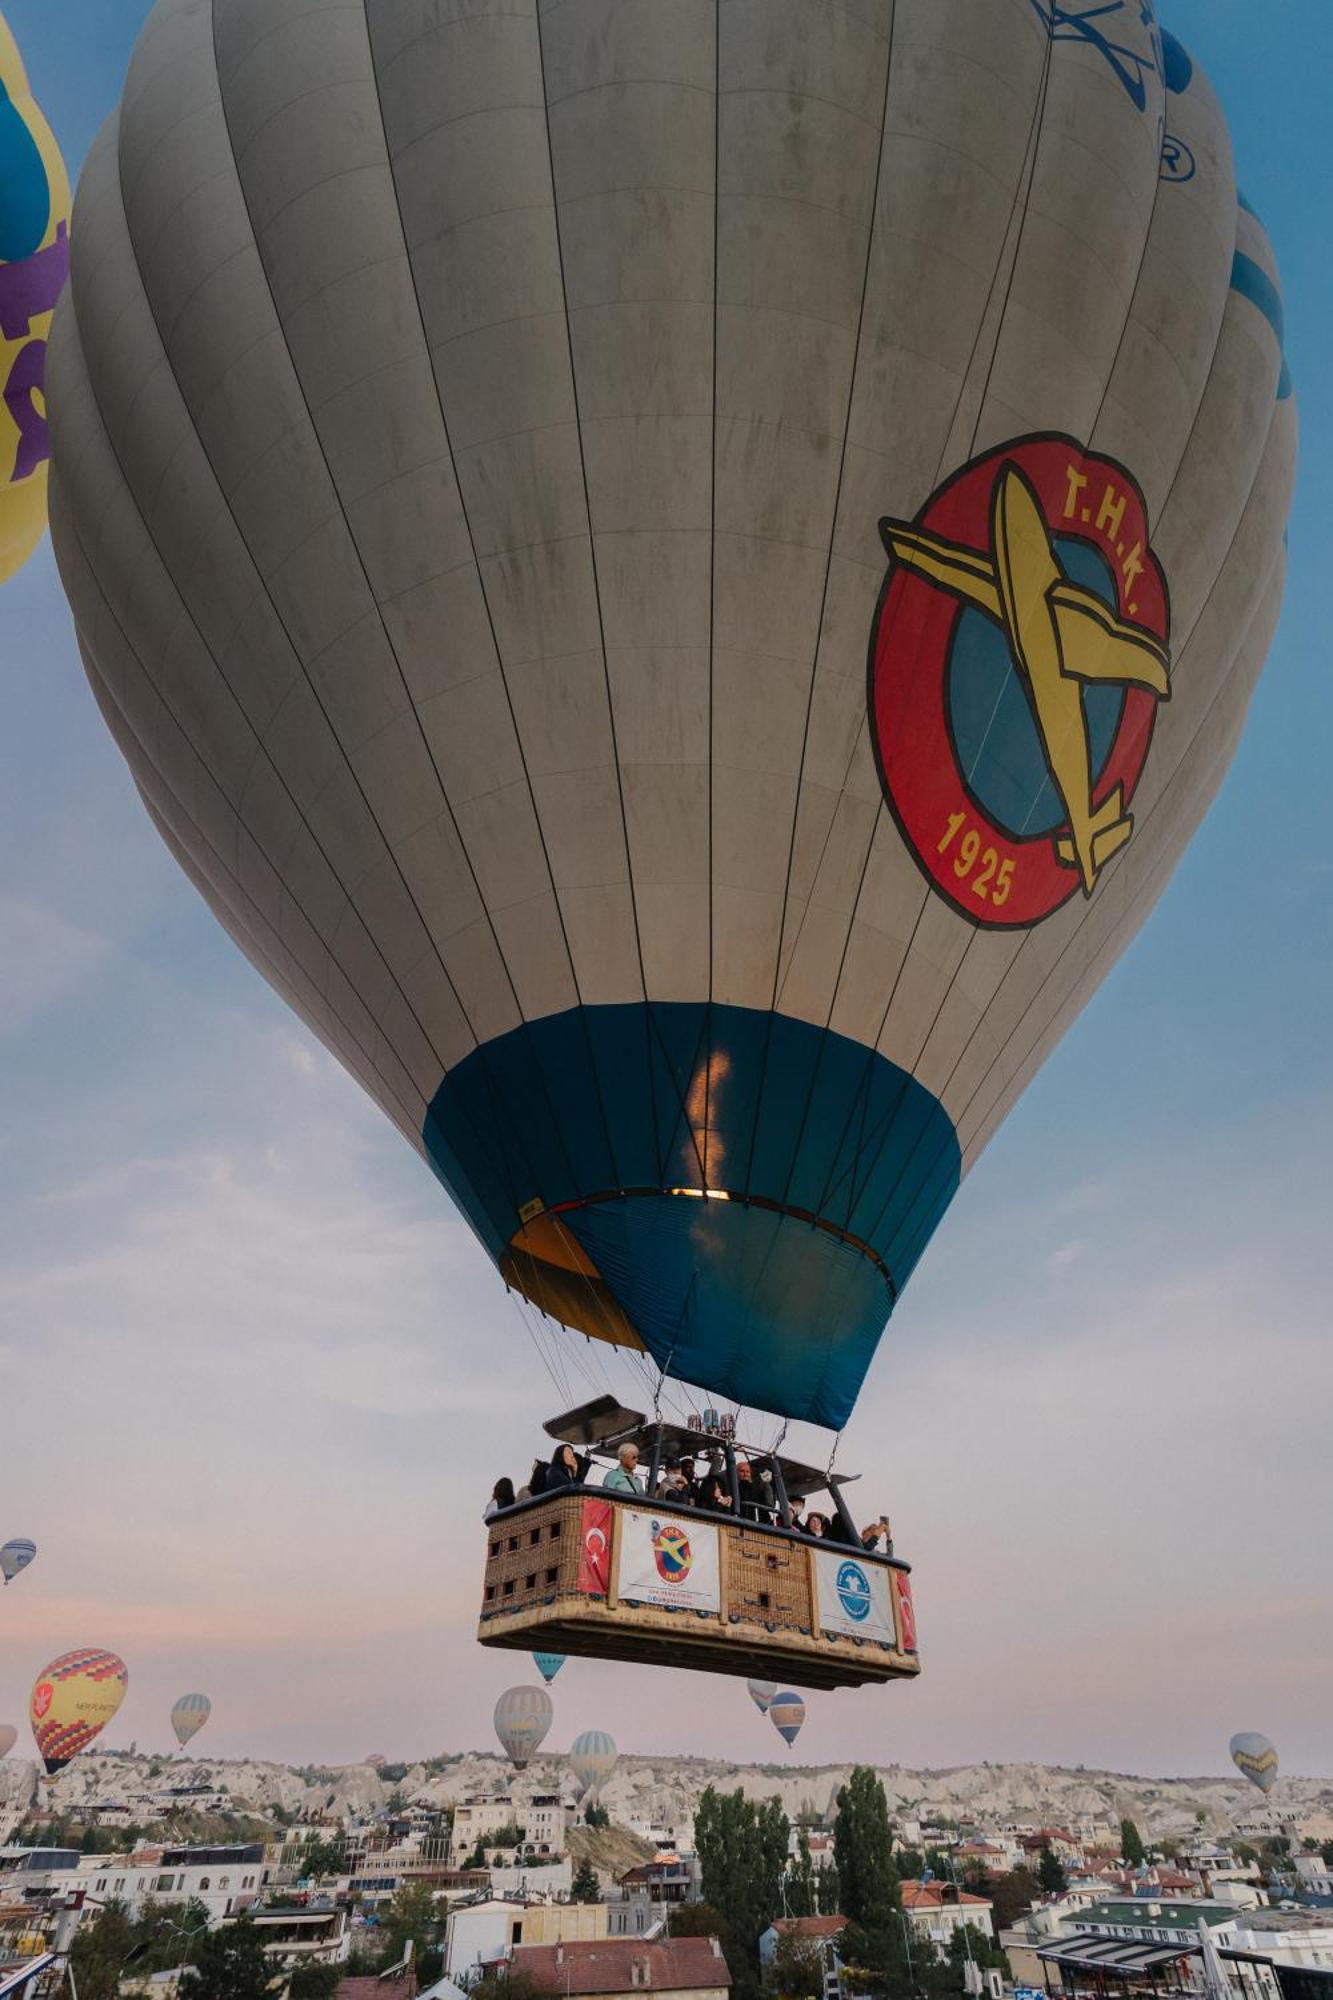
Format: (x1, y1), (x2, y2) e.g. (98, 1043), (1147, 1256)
(1, 1), (1331, 1782)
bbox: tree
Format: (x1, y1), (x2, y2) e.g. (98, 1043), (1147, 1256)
(771, 1934), (827, 1999)
(289, 1969), (342, 1999)
(786, 1831), (817, 1918)
(571, 1857), (602, 1903)
(815, 1861), (842, 1917)
(1037, 1844), (1066, 1895)
(987, 1868), (1040, 1930)
(380, 1879), (439, 1968)
(585, 1801), (610, 1828)
(833, 1768), (899, 1928)
(182, 1917), (275, 2000)
(1120, 1820), (1146, 1867)
(694, 1787), (791, 1998)
(296, 1832), (347, 1879)
(70, 1899), (136, 2000)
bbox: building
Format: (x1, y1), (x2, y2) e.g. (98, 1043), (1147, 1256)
(511, 1935), (732, 2000)
(760, 1916), (846, 2000)
(524, 1796), (572, 1857)
(451, 1800), (526, 1864)
(901, 1882), (996, 1952)
(618, 1858), (697, 1907)
(245, 1902), (351, 1972)
(1228, 1912), (1333, 1974)
(83, 1843), (268, 1921)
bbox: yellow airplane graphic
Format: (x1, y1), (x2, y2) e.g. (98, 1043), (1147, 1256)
(882, 465), (1171, 894)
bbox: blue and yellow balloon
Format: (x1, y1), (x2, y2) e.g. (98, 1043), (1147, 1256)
(0, 10), (68, 581)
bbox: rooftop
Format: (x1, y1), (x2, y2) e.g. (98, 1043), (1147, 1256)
(1077, 1903), (1236, 1932)
(512, 1936), (731, 1995)
(902, 1885), (991, 1911)
(770, 1918), (846, 1939)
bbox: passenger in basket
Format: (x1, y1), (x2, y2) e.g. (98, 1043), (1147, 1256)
(784, 1495), (806, 1533)
(602, 1441), (643, 1494)
(860, 1515), (893, 1554)
(546, 1443), (583, 1490)
(696, 1461), (733, 1512)
(735, 1457), (773, 1524)
(655, 1460), (693, 1503)
(804, 1511), (830, 1539)
(484, 1477), (516, 1520)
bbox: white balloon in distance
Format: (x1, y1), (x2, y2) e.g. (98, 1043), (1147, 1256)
(493, 1686), (553, 1770)
(0, 1724), (17, 1759)
(47, 1), (1295, 1439)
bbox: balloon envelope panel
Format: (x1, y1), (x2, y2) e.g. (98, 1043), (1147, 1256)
(570, 1729), (618, 1797)
(171, 1693), (211, 1748)
(1230, 1732), (1278, 1793)
(0, 9), (69, 581)
(29, 1650), (128, 1774)
(494, 1686), (553, 1769)
(48, 0), (1294, 1428)
(0, 1538), (36, 1584)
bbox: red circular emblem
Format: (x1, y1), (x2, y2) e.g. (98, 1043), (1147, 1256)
(869, 434), (1171, 929)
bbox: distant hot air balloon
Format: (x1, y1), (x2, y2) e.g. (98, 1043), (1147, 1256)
(768, 1692), (806, 1749)
(0, 1724), (16, 1760)
(747, 1681), (778, 1714)
(170, 1693), (211, 1750)
(1230, 1732), (1278, 1794)
(0, 10), (69, 582)
(29, 1650), (128, 1774)
(533, 1653), (566, 1686)
(49, 4), (1295, 1452)
(0, 1538), (35, 1585)
(364, 1753), (387, 1769)
(493, 1686), (552, 1771)
(569, 1729), (617, 1799)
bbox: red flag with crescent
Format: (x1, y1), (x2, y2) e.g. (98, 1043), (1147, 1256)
(577, 1498), (613, 1596)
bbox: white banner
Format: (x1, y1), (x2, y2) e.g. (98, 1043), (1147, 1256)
(616, 1509), (720, 1613)
(814, 1547), (898, 1644)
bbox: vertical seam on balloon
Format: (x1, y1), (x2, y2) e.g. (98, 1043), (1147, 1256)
(104, 1), (544, 1224)
(532, 0), (658, 1206)
(739, 0), (898, 1217)
(769, 15), (1055, 1036)
(55, 470), (424, 1145)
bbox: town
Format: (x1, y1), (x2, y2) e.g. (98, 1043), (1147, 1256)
(2, 1753), (1331, 2000)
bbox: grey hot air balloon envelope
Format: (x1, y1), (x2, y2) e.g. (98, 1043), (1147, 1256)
(494, 1685), (553, 1770)
(1230, 1731), (1279, 1793)
(171, 1693), (211, 1750)
(0, 1724), (17, 1760)
(747, 1680), (778, 1714)
(569, 1729), (617, 1798)
(47, 0), (1295, 1439)
(1, 1538), (36, 1585)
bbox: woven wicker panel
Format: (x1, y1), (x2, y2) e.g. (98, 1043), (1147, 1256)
(724, 1525), (814, 1635)
(481, 1494), (583, 1615)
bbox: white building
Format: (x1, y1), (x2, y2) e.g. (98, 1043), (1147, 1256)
(1230, 1911), (1333, 1973)
(451, 1800), (523, 1864)
(523, 1796), (571, 1857)
(445, 1900), (528, 1983)
(900, 1883), (995, 1953)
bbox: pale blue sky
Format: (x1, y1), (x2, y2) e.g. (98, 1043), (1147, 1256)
(1, 3), (1329, 1777)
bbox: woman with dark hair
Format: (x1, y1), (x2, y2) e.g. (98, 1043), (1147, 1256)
(484, 1476), (516, 1520)
(546, 1442), (582, 1489)
(804, 1511), (829, 1539)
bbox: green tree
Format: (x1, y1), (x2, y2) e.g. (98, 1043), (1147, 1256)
(833, 1768), (899, 1928)
(182, 1916), (275, 1999)
(694, 1787), (791, 1997)
(296, 1832), (347, 1879)
(787, 1831), (817, 1918)
(585, 1801), (610, 1829)
(380, 1879), (439, 1968)
(289, 1969), (343, 1999)
(771, 1934), (826, 1999)
(1037, 1844), (1067, 1895)
(987, 1868), (1040, 1929)
(70, 1898), (136, 2000)
(571, 1857), (602, 1903)
(1120, 1820), (1146, 1867)
(816, 1860), (842, 1917)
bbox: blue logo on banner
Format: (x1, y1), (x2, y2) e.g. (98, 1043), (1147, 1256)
(836, 1561), (872, 1622)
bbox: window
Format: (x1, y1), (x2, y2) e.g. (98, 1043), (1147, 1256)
(200, 1877), (211, 1891)
(219, 1877), (230, 1889)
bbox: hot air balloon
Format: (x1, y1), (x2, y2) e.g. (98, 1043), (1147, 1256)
(170, 1693), (211, 1750)
(1230, 1732), (1278, 1794)
(493, 1686), (552, 1770)
(0, 10), (69, 582)
(768, 1692), (806, 1749)
(570, 1730), (617, 1799)
(365, 1753), (387, 1770)
(533, 1653), (566, 1686)
(48, 8), (1294, 1446)
(29, 1650), (128, 1774)
(0, 1538), (35, 1585)
(747, 1681), (778, 1715)
(0, 1724), (16, 1760)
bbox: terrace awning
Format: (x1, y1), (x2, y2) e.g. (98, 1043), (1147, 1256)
(1038, 1934), (1201, 1978)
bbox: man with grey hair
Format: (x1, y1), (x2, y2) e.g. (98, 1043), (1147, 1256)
(602, 1441), (643, 1494)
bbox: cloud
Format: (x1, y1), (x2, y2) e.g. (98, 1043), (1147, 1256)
(0, 895), (109, 1034)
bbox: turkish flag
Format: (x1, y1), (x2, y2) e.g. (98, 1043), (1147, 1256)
(577, 1498), (613, 1596)
(894, 1572), (919, 1654)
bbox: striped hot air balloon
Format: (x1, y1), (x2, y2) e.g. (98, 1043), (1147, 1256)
(493, 1685), (553, 1770)
(569, 1729), (617, 1798)
(0, 1538), (35, 1585)
(1230, 1732), (1278, 1794)
(747, 1681), (778, 1714)
(0, 10), (69, 582)
(48, 1), (1294, 1436)
(170, 1693), (211, 1750)
(29, 1650), (128, 1775)
(768, 1692), (806, 1748)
